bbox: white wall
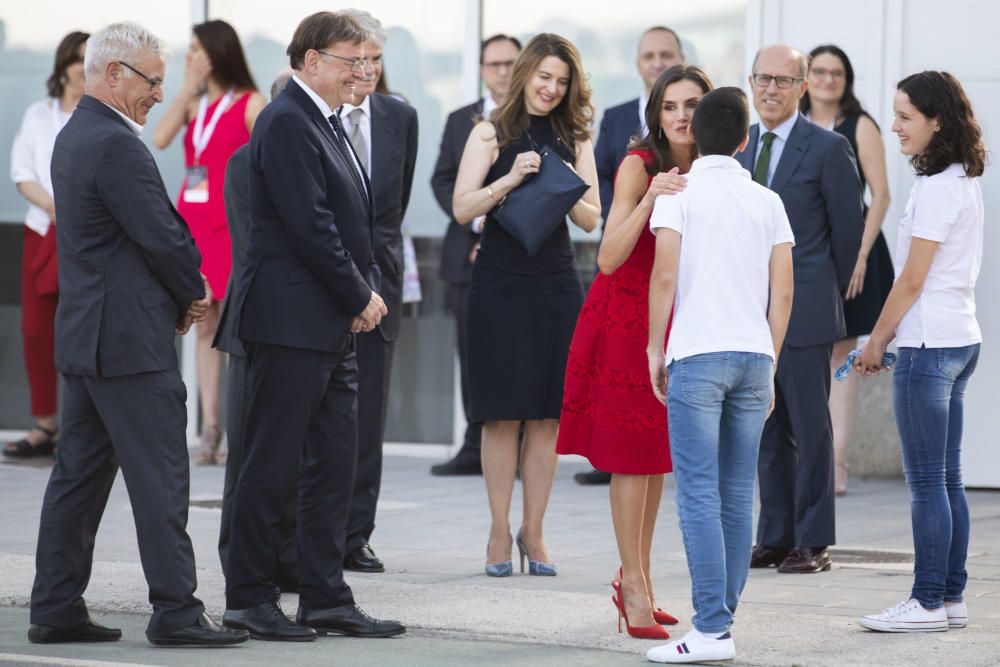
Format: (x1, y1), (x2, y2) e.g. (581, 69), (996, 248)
(749, 0), (1000, 487)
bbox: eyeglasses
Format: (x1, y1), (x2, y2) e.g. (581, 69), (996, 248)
(751, 73), (804, 89)
(316, 50), (369, 73)
(810, 67), (845, 80)
(118, 61), (163, 91)
(482, 59), (515, 71)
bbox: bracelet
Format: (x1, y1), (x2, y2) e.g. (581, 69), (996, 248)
(486, 184), (498, 202)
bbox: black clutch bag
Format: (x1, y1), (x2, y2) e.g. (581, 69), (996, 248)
(492, 142), (589, 256)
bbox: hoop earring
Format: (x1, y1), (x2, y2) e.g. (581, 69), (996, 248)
(659, 126), (664, 139)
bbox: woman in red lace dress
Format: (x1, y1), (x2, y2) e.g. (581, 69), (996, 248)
(557, 66), (713, 636)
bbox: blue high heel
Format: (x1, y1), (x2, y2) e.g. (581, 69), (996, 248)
(485, 535), (513, 577)
(516, 529), (557, 576)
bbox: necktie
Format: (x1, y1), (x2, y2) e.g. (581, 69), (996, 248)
(348, 108), (370, 176)
(328, 113), (368, 203)
(753, 131), (776, 186)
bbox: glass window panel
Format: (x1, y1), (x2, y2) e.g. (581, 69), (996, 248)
(0, 3), (194, 224)
(483, 1), (747, 239)
(209, 0), (466, 238)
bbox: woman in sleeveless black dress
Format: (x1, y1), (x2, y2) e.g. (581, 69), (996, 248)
(803, 45), (895, 495)
(452, 34), (600, 577)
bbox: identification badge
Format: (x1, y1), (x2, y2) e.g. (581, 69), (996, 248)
(183, 165), (209, 204)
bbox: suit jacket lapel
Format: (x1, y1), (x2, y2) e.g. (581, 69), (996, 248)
(286, 83), (371, 211)
(769, 114), (811, 193)
(370, 95), (392, 205)
(737, 124), (759, 172)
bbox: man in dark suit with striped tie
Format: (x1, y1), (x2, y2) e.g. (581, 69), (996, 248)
(736, 45), (864, 574)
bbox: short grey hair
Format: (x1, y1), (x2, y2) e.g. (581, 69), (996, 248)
(270, 68), (293, 100)
(339, 9), (387, 48)
(85, 22), (166, 82)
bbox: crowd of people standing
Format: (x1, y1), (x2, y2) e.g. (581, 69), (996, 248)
(6, 8), (986, 665)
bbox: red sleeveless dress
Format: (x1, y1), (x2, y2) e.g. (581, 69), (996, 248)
(556, 149), (672, 474)
(176, 91), (252, 299)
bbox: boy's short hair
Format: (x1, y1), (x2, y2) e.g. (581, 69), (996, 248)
(691, 87), (749, 156)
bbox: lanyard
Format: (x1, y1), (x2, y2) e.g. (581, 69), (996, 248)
(192, 89), (234, 162)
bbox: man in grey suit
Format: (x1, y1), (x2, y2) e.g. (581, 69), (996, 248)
(215, 69), (297, 589)
(29, 22), (246, 647)
(338, 9), (419, 574)
(736, 45), (864, 574)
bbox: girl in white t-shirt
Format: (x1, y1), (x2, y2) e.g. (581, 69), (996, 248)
(855, 71), (986, 634)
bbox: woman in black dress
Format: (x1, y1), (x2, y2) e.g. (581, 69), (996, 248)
(453, 33), (600, 576)
(802, 44), (895, 495)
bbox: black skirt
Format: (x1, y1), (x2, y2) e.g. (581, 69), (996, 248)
(843, 231), (895, 338)
(467, 265), (584, 422)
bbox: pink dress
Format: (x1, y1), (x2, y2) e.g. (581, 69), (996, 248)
(176, 92), (252, 299)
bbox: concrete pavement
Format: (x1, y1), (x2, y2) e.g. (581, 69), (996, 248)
(1, 448), (999, 666)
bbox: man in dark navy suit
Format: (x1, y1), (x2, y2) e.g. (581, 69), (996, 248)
(429, 34), (521, 477)
(214, 69), (298, 592)
(30, 21), (245, 648)
(338, 9), (419, 574)
(577, 25), (685, 486)
(222, 11), (403, 640)
(737, 45), (864, 574)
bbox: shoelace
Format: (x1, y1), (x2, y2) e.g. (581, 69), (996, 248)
(835, 349), (896, 382)
(882, 600), (914, 617)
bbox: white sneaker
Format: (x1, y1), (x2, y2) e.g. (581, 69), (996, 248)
(859, 598), (948, 633)
(946, 602), (968, 628)
(646, 629), (735, 663)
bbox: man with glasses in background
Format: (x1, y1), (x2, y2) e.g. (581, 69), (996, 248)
(575, 25), (686, 487)
(430, 33), (521, 477)
(223, 11), (403, 641)
(736, 45), (864, 576)
(29, 21), (245, 647)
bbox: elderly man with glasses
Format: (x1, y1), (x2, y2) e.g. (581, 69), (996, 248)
(735, 44), (864, 576)
(222, 11), (404, 641)
(28, 21), (246, 647)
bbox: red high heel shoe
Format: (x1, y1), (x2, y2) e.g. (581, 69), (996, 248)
(610, 581), (669, 639)
(614, 567), (679, 626)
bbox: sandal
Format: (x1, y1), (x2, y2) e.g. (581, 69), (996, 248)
(3, 424), (58, 458)
(196, 425), (223, 465)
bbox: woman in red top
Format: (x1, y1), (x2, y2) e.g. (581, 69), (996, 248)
(153, 20), (265, 464)
(557, 66), (713, 637)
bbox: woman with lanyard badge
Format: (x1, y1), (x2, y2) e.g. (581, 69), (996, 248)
(5, 31), (89, 458)
(153, 20), (265, 465)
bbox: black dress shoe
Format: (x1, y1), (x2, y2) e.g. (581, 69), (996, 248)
(296, 604), (405, 638)
(148, 612), (249, 646)
(223, 601), (317, 642)
(749, 544), (790, 568)
(344, 544), (385, 573)
(430, 453), (482, 476)
(573, 469), (612, 485)
(777, 547), (832, 573)
(28, 618), (122, 644)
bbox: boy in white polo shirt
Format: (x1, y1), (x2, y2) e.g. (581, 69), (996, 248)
(645, 87), (795, 664)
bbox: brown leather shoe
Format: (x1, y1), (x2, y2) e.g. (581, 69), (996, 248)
(777, 547), (832, 573)
(749, 544), (790, 568)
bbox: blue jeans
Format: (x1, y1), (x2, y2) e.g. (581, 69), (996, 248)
(894, 344), (980, 609)
(667, 351), (773, 633)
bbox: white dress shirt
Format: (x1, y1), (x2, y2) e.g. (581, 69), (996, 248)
(752, 112), (798, 187)
(339, 94), (372, 177)
(638, 90), (649, 137)
(10, 98), (72, 235)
